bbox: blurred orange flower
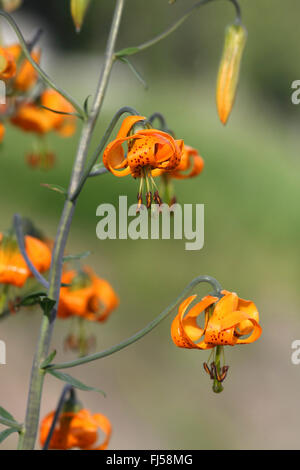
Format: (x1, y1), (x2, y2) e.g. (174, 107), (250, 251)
(0, 233), (51, 288)
(0, 122), (5, 142)
(40, 409), (112, 450)
(58, 268), (119, 322)
(11, 89), (76, 136)
(171, 290), (261, 350)
(6, 44), (41, 92)
(0, 47), (17, 80)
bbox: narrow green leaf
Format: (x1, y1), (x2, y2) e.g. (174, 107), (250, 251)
(115, 46), (140, 57)
(0, 428), (18, 444)
(119, 57), (148, 89)
(83, 95), (91, 115)
(48, 370), (106, 396)
(40, 184), (67, 197)
(63, 251), (91, 262)
(39, 104), (80, 118)
(41, 350), (57, 369)
(0, 407), (16, 423)
(19, 291), (47, 307)
(40, 297), (56, 317)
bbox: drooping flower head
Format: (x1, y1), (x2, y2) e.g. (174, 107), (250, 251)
(103, 115), (184, 209)
(40, 408), (112, 450)
(11, 89), (76, 136)
(58, 267), (119, 322)
(0, 232), (51, 288)
(5, 44), (41, 92)
(171, 290), (261, 392)
(0, 47), (17, 80)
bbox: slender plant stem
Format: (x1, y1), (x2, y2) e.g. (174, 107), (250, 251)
(19, 0), (126, 450)
(46, 275), (223, 371)
(0, 10), (85, 118)
(115, 0), (241, 58)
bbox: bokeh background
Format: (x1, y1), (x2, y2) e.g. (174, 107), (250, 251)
(1, 0), (300, 450)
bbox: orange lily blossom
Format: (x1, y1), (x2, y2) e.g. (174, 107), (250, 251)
(171, 290), (261, 391)
(0, 122), (5, 143)
(171, 290), (261, 349)
(11, 89), (76, 136)
(0, 47), (17, 80)
(39, 409), (112, 450)
(103, 115), (184, 208)
(156, 145), (204, 180)
(171, 145), (204, 179)
(5, 44), (41, 92)
(0, 233), (51, 288)
(57, 268), (119, 322)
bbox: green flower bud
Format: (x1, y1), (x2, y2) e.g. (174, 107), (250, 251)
(216, 23), (247, 125)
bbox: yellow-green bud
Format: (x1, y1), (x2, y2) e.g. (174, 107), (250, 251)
(216, 23), (247, 125)
(0, 0), (22, 12)
(71, 0), (91, 33)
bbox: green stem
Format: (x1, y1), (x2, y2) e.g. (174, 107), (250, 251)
(213, 345), (224, 393)
(115, 0), (241, 58)
(46, 275), (222, 371)
(0, 10), (85, 118)
(19, 0), (126, 450)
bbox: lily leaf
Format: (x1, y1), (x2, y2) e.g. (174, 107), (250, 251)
(40, 184), (67, 197)
(63, 251), (91, 262)
(0, 428), (18, 444)
(115, 46), (140, 58)
(0, 407), (16, 423)
(40, 297), (56, 317)
(41, 350), (57, 369)
(19, 291), (47, 307)
(48, 370), (106, 396)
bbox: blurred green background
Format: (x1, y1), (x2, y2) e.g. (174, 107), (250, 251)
(1, 0), (300, 450)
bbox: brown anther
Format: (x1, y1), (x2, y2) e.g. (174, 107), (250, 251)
(203, 362), (214, 380)
(146, 191), (152, 209)
(137, 193), (143, 213)
(217, 365), (229, 383)
(153, 190), (162, 206)
(64, 334), (79, 352)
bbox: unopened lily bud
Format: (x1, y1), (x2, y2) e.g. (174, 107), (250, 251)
(0, 0), (22, 12)
(71, 0), (91, 33)
(216, 23), (247, 125)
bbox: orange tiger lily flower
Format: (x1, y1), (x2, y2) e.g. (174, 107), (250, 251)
(40, 409), (112, 450)
(58, 268), (119, 322)
(11, 89), (76, 136)
(0, 47), (17, 80)
(0, 233), (51, 288)
(0, 122), (5, 143)
(103, 115), (184, 208)
(156, 145), (204, 180)
(171, 290), (261, 350)
(171, 145), (204, 179)
(6, 44), (41, 92)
